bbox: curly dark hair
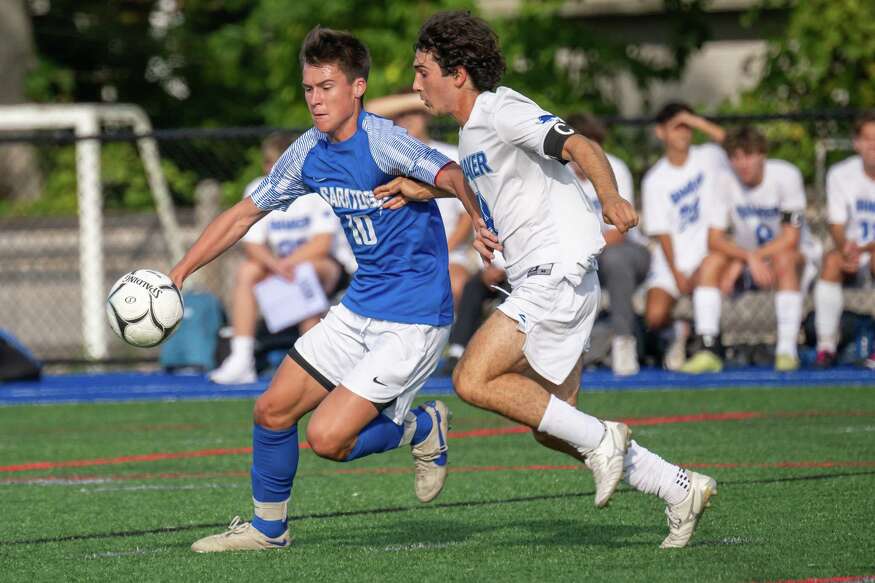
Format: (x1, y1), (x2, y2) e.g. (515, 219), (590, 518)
(415, 11), (505, 93)
(299, 26), (370, 82)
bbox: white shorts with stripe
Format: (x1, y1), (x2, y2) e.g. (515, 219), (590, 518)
(290, 303), (450, 424)
(497, 265), (601, 385)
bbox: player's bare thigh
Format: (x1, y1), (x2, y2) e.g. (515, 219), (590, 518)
(237, 258), (270, 287)
(520, 354), (583, 405)
(453, 308), (584, 402)
(253, 355), (331, 430)
(452, 309), (529, 399)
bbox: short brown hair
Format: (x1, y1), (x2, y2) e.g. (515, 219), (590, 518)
(724, 126), (768, 155)
(854, 110), (875, 136)
(299, 26), (370, 83)
(566, 113), (606, 145)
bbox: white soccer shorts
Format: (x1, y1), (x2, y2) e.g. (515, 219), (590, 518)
(644, 245), (703, 299)
(290, 303), (450, 424)
(497, 266), (600, 385)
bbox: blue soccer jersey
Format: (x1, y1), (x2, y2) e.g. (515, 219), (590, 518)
(249, 110), (454, 326)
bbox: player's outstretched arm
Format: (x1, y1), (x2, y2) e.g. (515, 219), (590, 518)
(373, 165), (502, 262)
(562, 135), (639, 233)
(169, 197), (267, 288)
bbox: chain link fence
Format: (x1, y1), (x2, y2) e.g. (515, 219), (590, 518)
(0, 111), (869, 363)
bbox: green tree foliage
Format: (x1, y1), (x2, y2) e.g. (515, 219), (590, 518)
(495, 0), (712, 115)
(747, 0), (875, 111)
(726, 0), (875, 180)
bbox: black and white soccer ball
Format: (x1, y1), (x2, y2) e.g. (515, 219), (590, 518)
(106, 269), (184, 348)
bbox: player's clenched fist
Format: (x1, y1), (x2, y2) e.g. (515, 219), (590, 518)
(601, 194), (639, 233)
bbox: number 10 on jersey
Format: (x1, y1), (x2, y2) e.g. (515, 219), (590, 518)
(347, 214), (378, 246)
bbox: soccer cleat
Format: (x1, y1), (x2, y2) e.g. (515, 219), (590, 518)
(663, 321), (690, 371)
(411, 400), (450, 503)
(191, 516), (291, 553)
(660, 471), (717, 549)
(679, 350), (723, 374)
(813, 350), (836, 369)
(583, 421), (631, 507)
(209, 356), (257, 385)
(775, 354), (800, 372)
(611, 335), (640, 376)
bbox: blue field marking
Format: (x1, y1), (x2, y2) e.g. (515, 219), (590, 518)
(0, 367), (872, 406)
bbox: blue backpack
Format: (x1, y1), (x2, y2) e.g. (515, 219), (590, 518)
(159, 290), (225, 372)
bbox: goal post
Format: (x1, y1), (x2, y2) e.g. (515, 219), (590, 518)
(0, 104), (184, 360)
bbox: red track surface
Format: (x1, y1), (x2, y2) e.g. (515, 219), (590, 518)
(1, 410), (870, 474)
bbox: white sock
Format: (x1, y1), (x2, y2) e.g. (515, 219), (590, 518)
(623, 440), (689, 505)
(230, 336), (255, 361)
(253, 497), (288, 521)
(446, 344), (465, 359)
(814, 280), (843, 352)
(693, 287), (721, 339)
(775, 290), (803, 358)
(537, 394), (605, 452)
(398, 411), (418, 447)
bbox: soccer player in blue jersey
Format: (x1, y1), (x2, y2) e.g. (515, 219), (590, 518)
(168, 26), (494, 552)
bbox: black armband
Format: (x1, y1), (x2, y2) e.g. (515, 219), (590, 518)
(542, 121), (576, 163)
(781, 210), (804, 228)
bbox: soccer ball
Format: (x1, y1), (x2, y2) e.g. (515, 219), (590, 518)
(106, 269), (184, 348)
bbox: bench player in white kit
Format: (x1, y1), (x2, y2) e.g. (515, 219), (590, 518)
(689, 126), (820, 373)
(813, 111), (875, 368)
(377, 11), (718, 549)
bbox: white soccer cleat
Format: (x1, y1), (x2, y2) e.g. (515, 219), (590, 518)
(191, 516), (291, 553)
(611, 335), (640, 376)
(208, 356), (257, 385)
(664, 320), (690, 371)
(660, 471), (717, 549)
(411, 400), (450, 503)
(583, 421), (631, 507)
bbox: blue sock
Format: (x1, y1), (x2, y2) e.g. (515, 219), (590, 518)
(251, 424), (298, 538)
(344, 415), (404, 461)
(344, 406), (435, 461)
(410, 406), (433, 446)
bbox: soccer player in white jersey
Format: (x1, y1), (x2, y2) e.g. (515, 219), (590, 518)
(687, 126), (819, 373)
(377, 11), (718, 549)
(168, 26), (497, 553)
(813, 111), (875, 368)
(210, 133), (351, 385)
(641, 102), (727, 372)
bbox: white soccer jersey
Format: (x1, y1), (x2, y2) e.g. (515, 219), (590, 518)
(457, 87), (604, 287)
(827, 155), (875, 245)
(579, 152), (646, 244)
(708, 159), (812, 252)
(642, 143), (728, 273)
(242, 177), (341, 258)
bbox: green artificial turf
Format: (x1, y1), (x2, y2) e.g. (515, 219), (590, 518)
(1, 386), (874, 582)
